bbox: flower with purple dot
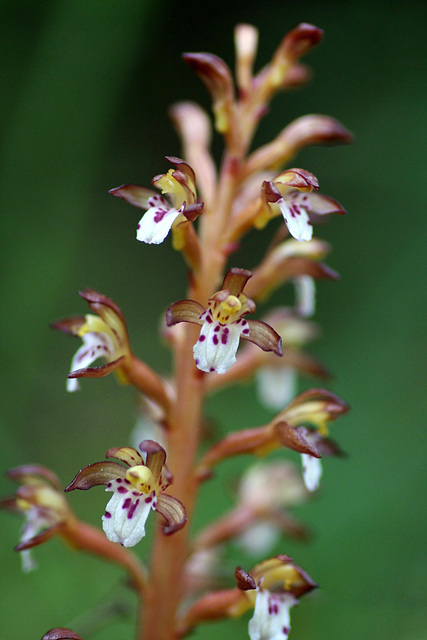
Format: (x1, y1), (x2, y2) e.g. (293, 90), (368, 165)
(65, 440), (186, 548)
(166, 268), (283, 375)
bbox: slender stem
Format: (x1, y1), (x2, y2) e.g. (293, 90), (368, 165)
(139, 324), (204, 640)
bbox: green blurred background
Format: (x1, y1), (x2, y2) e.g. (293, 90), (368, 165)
(1, 0), (426, 638)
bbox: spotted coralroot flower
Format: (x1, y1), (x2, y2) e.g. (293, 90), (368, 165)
(273, 389), (348, 491)
(166, 268), (283, 374)
(257, 168), (346, 242)
(199, 389), (347, 492)
(109, 156), (203, 245)
(234, 556), (317, 640)
(65, 440), (186, 547)
(52, 289), (131, 392)
(1, 465), (71, 572)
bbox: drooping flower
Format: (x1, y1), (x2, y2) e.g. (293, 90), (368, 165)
(65, 440), (186, 547)
(166, 268), (283, 374)
(109, 156), (203, 246)
(258, 168), (346, 241)
(0, 465), (71, 572)
(199, 389), (347, 489)
(273, 389), (348, 491)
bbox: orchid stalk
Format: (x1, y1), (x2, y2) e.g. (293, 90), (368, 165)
(2, 22), (351, 640)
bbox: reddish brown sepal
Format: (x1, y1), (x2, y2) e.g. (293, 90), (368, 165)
(68, 356), (125, 379)
(235, 567), (256, 591)
(15, 523), (63, 551)
(283, 23), (323, 60)
(64, 461), (126, 492)
(275, 422), (321, 457)
(42, 629), (82, 640)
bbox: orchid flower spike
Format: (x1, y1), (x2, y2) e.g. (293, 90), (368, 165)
(166, 268), (283, 375)
(65, 440), (186, 547)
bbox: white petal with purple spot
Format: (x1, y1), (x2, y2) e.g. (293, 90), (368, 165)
(67, 332), (115, 392)
(278, 199), (312, 242)
(193, 315), (247, 374)
(136, 197), (182, 244)
(249, 590), (297, 640)
(102, 479), (155, 547)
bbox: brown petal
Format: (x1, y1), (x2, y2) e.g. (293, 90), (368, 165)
(139, 440), (167, 483)
(105, 447), (143, 467)
(7, 464), (62, 490)
(274, 422), (321, 457)
(165, 299), (205, 327)
(156, 493), (187, 535)
(68, 356), (125, 379)
(64, 461), (126, 492)
(235, 566), (257, 591)
(109, 183), (157, 209)
(244, 319), (283, 356)
(282, 23), (323, 60)
(221, 267), (253, 296)
(15, 523), (63, 551)
(50, 316), (86, 337)
(165, 155), (197, 189)
(78, 289), (126, 326)
(306, 191), (347, 215)
(42, 629), (82, 640)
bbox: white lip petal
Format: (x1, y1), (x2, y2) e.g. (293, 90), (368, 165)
(102, 481), (154, 547)
(301, 453), (323, 492)
(249, 589), (297, 640)
(193, 319), (246, 374)
(136, 206), (181, 244)
(279, 200), (313, 242)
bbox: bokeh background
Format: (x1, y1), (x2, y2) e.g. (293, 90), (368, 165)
(1, 1), (426, 638)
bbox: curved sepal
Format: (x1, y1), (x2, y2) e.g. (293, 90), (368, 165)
(106, 447), (143, 467)
(65, 462), (126, 492)
(68, 356), (125, 380)
(245, 319), (283, 355)
(156, 493), (187, 535)
(166, 300), (205, 326)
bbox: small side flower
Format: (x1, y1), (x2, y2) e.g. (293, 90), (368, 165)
(65, 440), (186, 547)
(51, 289), (131, 392)
(1, 465), (72, 572)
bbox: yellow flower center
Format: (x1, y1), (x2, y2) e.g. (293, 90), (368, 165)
(214, 295), (242, 323)
(126, 465), (155, 494)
